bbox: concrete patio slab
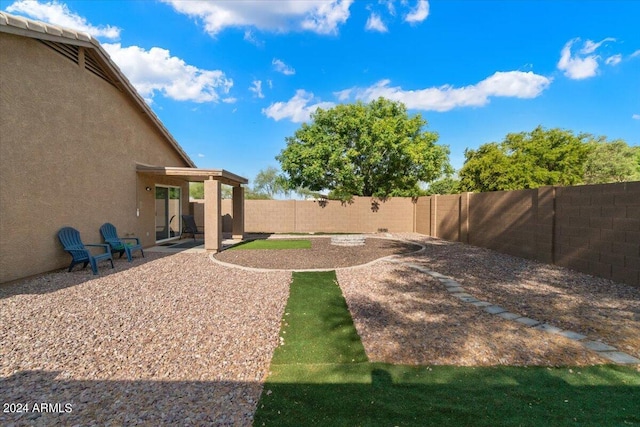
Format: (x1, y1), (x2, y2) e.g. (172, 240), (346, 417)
(451, 292), (472, 297)
(497, 312), (521, 320)
(582, 341), (617, 352)
(534, 323), (563, 334)
(558, 330), (588, 341)
(596, 352), (640, 364)
(471, 301), (492, 307)
(484, 305), (507, 315)
(513, 317), (541, 327)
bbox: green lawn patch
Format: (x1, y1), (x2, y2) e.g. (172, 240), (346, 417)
(255, 271), (640, 426)
(256, 364), (640, 426)
(271, 271), (368, 365)
(229, 239), (311, 250)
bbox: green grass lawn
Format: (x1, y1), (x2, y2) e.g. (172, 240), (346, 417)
(229, 239), (311, 250)
(254, 271), (640, 426)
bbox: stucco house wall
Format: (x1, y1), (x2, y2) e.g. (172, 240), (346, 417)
(0, 31), (190, 282)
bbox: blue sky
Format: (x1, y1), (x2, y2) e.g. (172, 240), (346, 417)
(3, 0), (639, 184)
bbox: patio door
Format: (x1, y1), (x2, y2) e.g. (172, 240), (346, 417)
(155, 185), (181, 242)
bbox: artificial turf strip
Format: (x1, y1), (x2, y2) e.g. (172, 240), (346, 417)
(255, 364), (640, 426)
(229, 239), (311, 250)
(270, 271), (368, 365)
(255, 271), (640, 426)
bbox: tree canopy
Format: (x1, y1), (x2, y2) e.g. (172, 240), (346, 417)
(277, 98), (451, 199)
(252, 166), (290, 198)
(458, 126), (593, 192)
(583, 139), (640, 184)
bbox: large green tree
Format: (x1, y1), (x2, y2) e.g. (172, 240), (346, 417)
(583, 139), (640, 184)
(277, 98), (451, 199)
(253, 166), (290, 198)
(459, 126), (592, 192)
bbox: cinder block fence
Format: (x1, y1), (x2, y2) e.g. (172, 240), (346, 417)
(191, 181), (640, 287)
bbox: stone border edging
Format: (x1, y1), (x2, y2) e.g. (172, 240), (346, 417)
(208, 235), (426, 273)
(387, 260), (640, 365)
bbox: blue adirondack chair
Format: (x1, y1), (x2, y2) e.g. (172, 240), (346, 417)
(99, 223), (144, 262)
(58, 227), (114, 275)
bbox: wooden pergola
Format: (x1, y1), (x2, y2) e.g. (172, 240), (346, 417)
(137, 164), (248, 252)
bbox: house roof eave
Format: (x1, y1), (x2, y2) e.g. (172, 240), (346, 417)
(0, 11), (197, 169)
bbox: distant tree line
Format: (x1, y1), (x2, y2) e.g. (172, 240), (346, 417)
(430, 126), (640, 194)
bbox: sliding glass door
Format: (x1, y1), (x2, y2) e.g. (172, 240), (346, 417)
(155, 185), (181, 242)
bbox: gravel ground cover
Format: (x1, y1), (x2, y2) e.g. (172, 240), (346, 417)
(214, 236), (421, 269)
(3, 233), (638, 424)
(393, 233), (640, 361)
(216, 232), (639, 365)
(338, 262), (607, 366)
(0, 253), (290, 426)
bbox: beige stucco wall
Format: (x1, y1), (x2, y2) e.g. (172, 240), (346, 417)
(0, 33), (190, 283)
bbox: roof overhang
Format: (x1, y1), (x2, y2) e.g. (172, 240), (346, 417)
(136, 164), (248, 186)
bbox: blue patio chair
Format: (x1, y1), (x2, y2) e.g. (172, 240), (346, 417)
(100, 222), (144, 262)
(58, 227), (114, 275)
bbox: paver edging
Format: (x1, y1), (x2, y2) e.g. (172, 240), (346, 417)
(399, 263), (640, 365)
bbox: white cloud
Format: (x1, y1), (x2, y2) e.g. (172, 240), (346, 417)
(249, 80), (264, 98)
(334, 88), (352, 101)
(557, 37), (617, 79)
(557, 39), (598, 79)
(6, 0), (121, 39)
(197, 153), (205, 158)
(243, 30), (264, 47)
(272, 58), (296, 75)
(301, 0), (353, 34)
(267, 79), (273, 89)
(381, 0), (396, 16)
(161, 0), (353, 36)
(630, 50), (640, 58)
(365, 13), (388, 32)
(102, 43), (233, 104)
(345, 71), (551, 112)
(262, 90), (334, 123)
(605, 54), (622, 66)
(580, 38), (615, 54)
(404, 0), (429, 23)
(633, 114), (640, 120)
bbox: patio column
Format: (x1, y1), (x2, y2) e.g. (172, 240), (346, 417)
(232, 185), (245, 240)
(204, 178), (222, 252)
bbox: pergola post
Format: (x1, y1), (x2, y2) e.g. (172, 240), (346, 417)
(232, 186), (245, 240)
(204, 178), (222, 252)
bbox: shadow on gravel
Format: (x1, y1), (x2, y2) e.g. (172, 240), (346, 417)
(0, 253), (171, 299)
(3, 366), (637, 426)
(391, 236), (640, 356)
(0, 370), (261, 426)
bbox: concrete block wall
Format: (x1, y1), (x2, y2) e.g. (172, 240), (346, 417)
(190, 181), (639, 287)
(555, 182), (639, 286)
(436, 195), (462, 242)
(420, 183), (639, 286)
(468, 189), (538, 260)
(244, 197), (415, 233)
(415, 196), (432, 235)
(191, 199), (233, 232)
